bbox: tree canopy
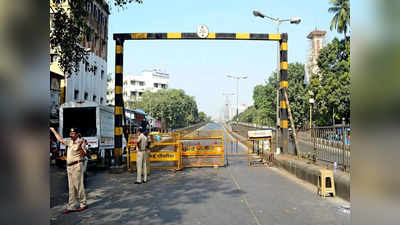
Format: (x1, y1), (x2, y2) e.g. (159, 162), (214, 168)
(50, 0), (143, 76)
(235, 62), (308, 128)
(329, 0), (350, 39)
(309, 37), (350, 125)
(126, 89), (210, 129)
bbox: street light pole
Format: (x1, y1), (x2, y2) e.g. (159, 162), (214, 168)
(227, 75), (248, 125)
(253, 9), (301, 152)
(227, 75), (247, 154)
(236, 78), (239, 123)
(309, 90), (314, 129)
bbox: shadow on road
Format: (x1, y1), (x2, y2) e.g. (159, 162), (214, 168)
(51, 166), (246, 225)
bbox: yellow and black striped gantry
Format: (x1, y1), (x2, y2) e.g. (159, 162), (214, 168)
(113, 32), (289, 158)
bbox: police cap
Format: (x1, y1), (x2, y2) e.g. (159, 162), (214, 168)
(70, 128), (79, 133)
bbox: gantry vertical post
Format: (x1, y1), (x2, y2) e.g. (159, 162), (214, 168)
(279, 33), (289, 153)
(114, 38), (124, 165)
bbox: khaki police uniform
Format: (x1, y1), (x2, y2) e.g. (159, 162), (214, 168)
(65, 138), (87, 210)
(136, 133), (148, 183)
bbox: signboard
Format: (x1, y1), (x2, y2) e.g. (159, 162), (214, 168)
(130, 152), (179, 162)
(248, 130), (272, 138)
(182, 146), (224, 155)
(197, 24), (209, 38)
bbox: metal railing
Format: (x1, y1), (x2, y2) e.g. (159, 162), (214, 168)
(297, 124), (350, 171)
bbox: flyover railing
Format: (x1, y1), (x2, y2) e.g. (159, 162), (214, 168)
(297, 125), (350, 171)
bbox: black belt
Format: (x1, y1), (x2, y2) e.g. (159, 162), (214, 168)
(67, 160), (82, 167)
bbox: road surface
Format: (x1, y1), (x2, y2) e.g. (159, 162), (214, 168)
(50, 123), (350, 225)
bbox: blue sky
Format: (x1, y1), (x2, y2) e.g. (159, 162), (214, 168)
(107, 0), (356, 119)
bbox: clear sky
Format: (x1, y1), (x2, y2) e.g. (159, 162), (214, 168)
(107, 0), (355, 119)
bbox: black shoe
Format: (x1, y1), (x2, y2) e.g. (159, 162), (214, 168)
(134, 181), (142, 184)
(143, 180), (147, 183)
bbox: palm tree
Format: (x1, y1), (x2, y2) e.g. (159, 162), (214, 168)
(329, 0), (350, 40)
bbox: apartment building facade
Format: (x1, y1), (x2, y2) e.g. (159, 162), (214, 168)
(50, 0), (109, 106)
(107, 69), (170, 105)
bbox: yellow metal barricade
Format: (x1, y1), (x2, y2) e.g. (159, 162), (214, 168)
(127, 134), (183, 172)
(126, 130), (225, 170)
(180, 135), (224, 167)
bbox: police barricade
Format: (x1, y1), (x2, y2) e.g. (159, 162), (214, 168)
(247, 130), (273, 167)
(179, 135), (225, 168)
(127, 134), (183, 172)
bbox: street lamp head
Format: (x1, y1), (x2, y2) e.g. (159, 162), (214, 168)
(241, 76), (248, 79)
(290, 17), (301, 24)
(253, 9), (265, 18)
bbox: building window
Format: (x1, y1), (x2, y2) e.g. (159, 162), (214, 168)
(85, 62), (90, 72)
(86, 32), (91, 42)
(161, 84), (167, 89)
(50, 54), (57, 63)
(139, 82), (144, 86)
(131, 80), (135, 85)
(101, 70), (104, 80)
(131, 91), (136, 96)
(74, 90), (79, 100)
(154, 83), (158, 88)
(84, 92), (88, 100)
(100, 97), (104, 104)
(50, 14), (55, 29)
(93, 5), (97, 18)
(93, 95), (97, 102)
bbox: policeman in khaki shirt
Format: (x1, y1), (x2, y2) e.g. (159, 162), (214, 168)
(50, 127), (87, 214)
(135, 128), (148, 184)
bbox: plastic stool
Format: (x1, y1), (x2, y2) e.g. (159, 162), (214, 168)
(317, 169), (336, 197)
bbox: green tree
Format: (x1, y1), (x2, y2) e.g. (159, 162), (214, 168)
(286, 62), (309, 128)
(128, 89), (202, 129)
(241, 63), (308, 128)
(198, 112), (211, 123)
(235, 106), (257, 123)
(329, 0), (350, 40)
(50, 0), (143, 76)
(309, 38), (350, 125)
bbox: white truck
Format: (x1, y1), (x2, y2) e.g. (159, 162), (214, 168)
(58, 101), (125, 168)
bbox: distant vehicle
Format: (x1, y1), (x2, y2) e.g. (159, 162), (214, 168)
(57, 101), (126, 169)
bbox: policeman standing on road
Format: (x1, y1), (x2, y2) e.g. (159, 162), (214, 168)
(135, 128), (148, 184)
(50, 127), (87, 214)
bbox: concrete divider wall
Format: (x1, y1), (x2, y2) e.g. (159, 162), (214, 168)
(273, 156), (350, 201)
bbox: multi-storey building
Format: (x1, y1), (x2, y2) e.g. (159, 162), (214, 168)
(107, 69), (170, 105)
(50, 0), (109, 105)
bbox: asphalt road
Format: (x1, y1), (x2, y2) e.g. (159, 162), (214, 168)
(50, 123), (350, 225)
